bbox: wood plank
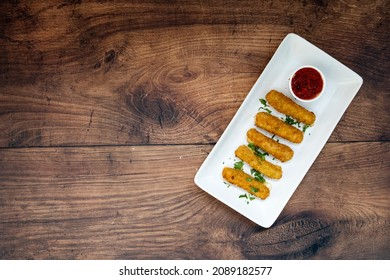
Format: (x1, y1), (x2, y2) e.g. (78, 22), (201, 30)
(1, 1), (388, 147)
(0, 142), (388, 259)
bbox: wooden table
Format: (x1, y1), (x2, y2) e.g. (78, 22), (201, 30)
(0, 0), (389, 260)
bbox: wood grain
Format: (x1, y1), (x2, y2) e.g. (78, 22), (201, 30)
(0, 0), (389, 147)
(0, 143), (388, 259)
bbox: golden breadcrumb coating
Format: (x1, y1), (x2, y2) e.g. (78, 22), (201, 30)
(235, 145), (282, 179)
(255, 112), (303, 143)
(247, 128), (294, 162)
(222, 167), (270, 200)
(266, 90), (316, 125)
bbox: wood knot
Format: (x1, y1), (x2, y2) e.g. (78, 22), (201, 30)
(104, 49), (116, 64)
(125, 84), (180, 128)
(9, 129), (42, 147)
(241, 211), (333, 259)
(167, 66), (199, 84)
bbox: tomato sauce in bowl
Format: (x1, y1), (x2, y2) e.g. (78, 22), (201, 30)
(289, 66), (325, 102)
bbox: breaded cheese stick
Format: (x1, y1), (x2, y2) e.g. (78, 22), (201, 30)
(255, 112), (303, 143)
(235, 145), (282, 179)
(222, 167), (270, 200)
(266, 90), (316, 125)
(247, 128), (294, 162)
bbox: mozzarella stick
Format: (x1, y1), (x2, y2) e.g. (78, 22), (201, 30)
(255, 112), (303, 143)
(266, 90), (316, 125)
(247, 128), (294, 162)
(222, 167), (270, 200)
(235, 145), (282, 179)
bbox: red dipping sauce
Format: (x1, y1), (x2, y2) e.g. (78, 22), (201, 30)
(290, 67), (324, 101)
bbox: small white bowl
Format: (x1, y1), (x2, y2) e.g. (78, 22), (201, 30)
(289, 65), (326, 102)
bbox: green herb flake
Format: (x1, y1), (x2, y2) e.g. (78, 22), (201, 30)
(239, 192), (257, 204)
(250, 186), (259, 193)
(303, 124), (310, 133)
(284, 115), (299, 126)
(260, 98), (267, 106)
(260, 107), (272, 114)
(246, 178), (253, 182)
(258, 98), (272, 113)
(251, 169), (266, 183)
(248, 143), (256, 150)
(234, 161), (244, 170)
(248, 143), (268, 160)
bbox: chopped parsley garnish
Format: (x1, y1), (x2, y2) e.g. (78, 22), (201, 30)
(259, 98), (272, 114)
(260, 98), (267, 107)
(248, 143), (268, 160)
(263, 108), (272, 113)
(250, 186), (259, 193)
(250, 168), (266, 183)
(239, 193), (256, 204)
(303, 124), (310, 133)
(246, 177), (253, 182)
(233, 161), (244, 170)
(248, 143), (256, 150)
(284, 115), (301, 127)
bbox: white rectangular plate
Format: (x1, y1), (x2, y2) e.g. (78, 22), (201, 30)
(194, 33), (363, 228)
